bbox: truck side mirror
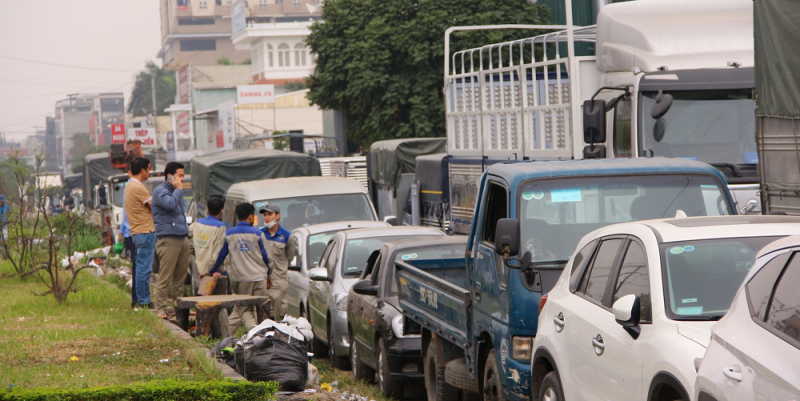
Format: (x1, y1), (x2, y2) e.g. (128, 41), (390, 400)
(650, 90), (673, 119)
(583, 99), (607, 159)
(583, 99), (606, 144)
(494, 218), (520, 256)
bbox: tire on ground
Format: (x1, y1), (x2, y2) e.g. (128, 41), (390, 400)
(425, 336), (459, 401)
(538, 371), (565, 401)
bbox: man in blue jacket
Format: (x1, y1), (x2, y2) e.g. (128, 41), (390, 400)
(151, 162), (191, 319)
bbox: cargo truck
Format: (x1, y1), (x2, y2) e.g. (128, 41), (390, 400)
(432, 0), (758, 235)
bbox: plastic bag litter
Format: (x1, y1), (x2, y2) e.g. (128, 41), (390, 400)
(234, 324), (308, 390)
(89, 260), (104, 276)
(281, 316), (314, 342)
(307, 363), (320, 388)
(242, 318), (305, 343)
(211, 337), (238, 370)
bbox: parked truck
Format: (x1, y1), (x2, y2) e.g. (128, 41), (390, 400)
(396, 158), (736, 401)
(754, 0), (800, 215)
(434, 0), (757, 235)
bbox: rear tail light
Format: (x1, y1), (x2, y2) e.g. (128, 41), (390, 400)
(538, 294), (549, 314)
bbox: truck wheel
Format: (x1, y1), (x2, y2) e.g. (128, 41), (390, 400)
(350, 330), (375, 382)
(425, 338), (459, 401)
(379, 338), (402, 398)
(483, 349), (505, 401)
(538, 371), (564, 401)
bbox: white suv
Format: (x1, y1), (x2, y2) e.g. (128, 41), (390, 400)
(531, 215), (800, 401)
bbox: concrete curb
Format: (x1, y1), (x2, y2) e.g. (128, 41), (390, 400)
(160, 319), (246, 381)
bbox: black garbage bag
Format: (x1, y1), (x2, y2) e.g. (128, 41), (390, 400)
(212, 337), (238, 370)
(234, 332), (308, 391)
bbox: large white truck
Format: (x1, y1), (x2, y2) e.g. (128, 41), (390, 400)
(443, 0), (756, 233)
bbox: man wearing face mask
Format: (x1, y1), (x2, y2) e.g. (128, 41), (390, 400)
(260, 204), (294, 320)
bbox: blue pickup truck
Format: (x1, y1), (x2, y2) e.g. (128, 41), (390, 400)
(395, 158), (735, 401)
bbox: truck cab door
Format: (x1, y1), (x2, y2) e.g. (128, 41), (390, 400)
(472, 180), (509, 360)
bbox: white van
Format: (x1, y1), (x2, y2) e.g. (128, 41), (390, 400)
(222, 176), (378, 231)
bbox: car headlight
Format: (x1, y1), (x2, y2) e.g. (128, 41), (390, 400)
(392, 314), (405, 338)
(334, 293), (348, 311)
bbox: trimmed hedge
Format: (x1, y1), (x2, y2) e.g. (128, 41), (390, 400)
(0, 380), (279, 401)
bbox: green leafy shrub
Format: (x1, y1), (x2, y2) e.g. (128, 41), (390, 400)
(0, 379), (279, 401)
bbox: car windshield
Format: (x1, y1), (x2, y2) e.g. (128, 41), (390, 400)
(254, 193), (374, 231)
(640, 90), (757, 168)
(341, 235), (433, 277)
(307, 230), (339, 269)
(661, 236), (782, 320)
(519, 174), (731, 263)
(387, 243), (466, 296)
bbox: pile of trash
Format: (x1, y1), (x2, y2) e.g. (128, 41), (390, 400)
(213, 317), (315, 391)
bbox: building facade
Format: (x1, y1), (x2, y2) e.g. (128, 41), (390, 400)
(53, 93), (124, 174)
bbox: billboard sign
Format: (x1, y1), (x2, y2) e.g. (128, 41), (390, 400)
(127, 128), (156, 148)
(237, 84), (275, 105)
(111, 124), (126, 143)
(232, 0), (246, 35)
(177, 65), (191, 136)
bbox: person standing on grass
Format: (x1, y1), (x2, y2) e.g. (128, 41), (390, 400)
(260, 204), (294, 321)
(120, 171), (138, 307)
(0, 195), (9, 240)
(190, 197), (227, 292)
(208, 203), (271, 333)
(125, 157), (156, 310)
(151, 162), (191, 320)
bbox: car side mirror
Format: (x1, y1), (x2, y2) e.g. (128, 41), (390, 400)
(352, 279), (378, 296)
(494, 218), (520, 256)
(613, 294), (641, 339)
(308, 267), (331, 282)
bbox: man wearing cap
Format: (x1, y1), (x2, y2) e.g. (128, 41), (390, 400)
(260, 203), (295, 320)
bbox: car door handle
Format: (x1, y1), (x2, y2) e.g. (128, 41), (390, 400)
(553, 312), (565, 333)
(592, 334), (605, 356)
(723, 365), (743, 382)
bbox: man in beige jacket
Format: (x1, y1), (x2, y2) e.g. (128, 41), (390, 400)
(189, 197), (230, 336)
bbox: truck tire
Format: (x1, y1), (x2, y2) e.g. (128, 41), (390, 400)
(483, 349), (505, 401)
(378, 338), (402, 398)
(350, 330), (375, 382)
(425, 338), (459, 401)
(538, 371), (564, 401)
(446, 358), (480, 393)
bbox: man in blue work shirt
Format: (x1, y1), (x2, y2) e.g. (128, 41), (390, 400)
(260, 204), (295, 320)
(209, 203), (272, 332)
(0, 194), (9, 241)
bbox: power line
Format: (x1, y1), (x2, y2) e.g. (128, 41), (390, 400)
(0, 54), (131, 72)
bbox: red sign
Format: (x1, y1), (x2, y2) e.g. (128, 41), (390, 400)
(111, 124), (126, 144)
(216, 130), (225, 148)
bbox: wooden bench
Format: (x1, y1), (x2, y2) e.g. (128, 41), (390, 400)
(175, 295), (272, 337)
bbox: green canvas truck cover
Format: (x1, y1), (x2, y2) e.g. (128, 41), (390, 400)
(191, 149), (321, 205)
(369, 138), (446, 187)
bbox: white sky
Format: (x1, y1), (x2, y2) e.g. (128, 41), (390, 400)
(0, 0), (162, 141)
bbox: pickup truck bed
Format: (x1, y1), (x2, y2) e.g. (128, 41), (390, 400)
(396, 258), (471, 349)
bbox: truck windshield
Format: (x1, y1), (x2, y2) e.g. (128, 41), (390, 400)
(519, 174), (731, 263)
(342, 235), (431, 277)
(640, 89), (757, 175)
(111, 181), (127, 208)
(254, 193), (374, 231)
(661, 236), (781, 321)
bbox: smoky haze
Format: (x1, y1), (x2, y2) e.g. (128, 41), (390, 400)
(0, 0), (162, 141)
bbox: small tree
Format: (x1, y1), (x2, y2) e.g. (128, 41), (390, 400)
(1, 150), (44, 276)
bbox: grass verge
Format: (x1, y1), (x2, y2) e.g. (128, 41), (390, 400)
(314, 358), (405, 401)
(0, 261), (224, 389)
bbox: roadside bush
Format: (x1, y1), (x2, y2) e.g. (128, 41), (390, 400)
(0, 379), (279, 401)
(52, 213), (102, 252)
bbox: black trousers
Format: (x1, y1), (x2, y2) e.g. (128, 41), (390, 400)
(124, 236), (137, 305)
